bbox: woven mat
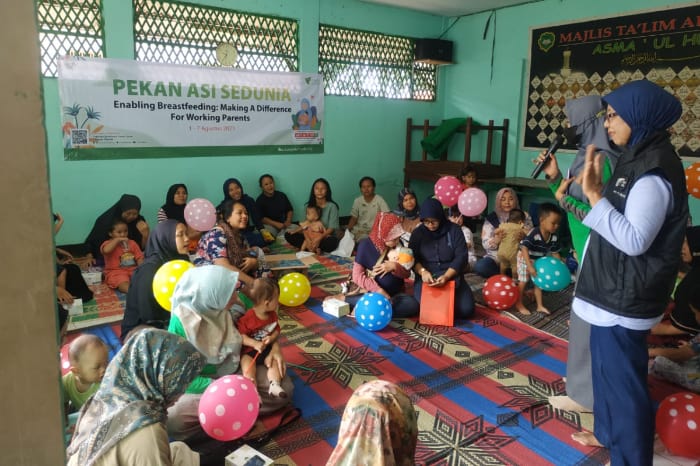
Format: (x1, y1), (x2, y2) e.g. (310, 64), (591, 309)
(67, 283), (125, 332)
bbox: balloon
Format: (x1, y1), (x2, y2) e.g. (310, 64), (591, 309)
(686, 162), (700, 199)
(482, 274), (519, 310)
(198, 375), (259, 441)
(434, 176), (462, 207)
(185, 198), (217, 232)
(532, 257), (571, 292)
(278, 272), (311, 307)
(354, 292), (393, 331)
(152, 260), (193, 311)
(656, 392), (700, 459)
(458, 188), (488, 217)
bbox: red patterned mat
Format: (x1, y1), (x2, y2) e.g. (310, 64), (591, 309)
(66, 283), (125, 332)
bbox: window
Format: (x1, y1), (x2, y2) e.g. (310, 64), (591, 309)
(133, 0), (298, 72)
(36, 0), (105, 77)
(319, 25), (437, 101)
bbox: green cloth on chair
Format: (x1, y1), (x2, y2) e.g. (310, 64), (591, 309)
(420, 118), (466, 159)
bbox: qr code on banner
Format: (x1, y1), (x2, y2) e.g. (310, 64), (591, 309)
(70, 129), (88, 145)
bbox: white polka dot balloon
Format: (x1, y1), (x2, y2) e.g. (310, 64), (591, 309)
(656, 392), (700, 459)
(278, 272), (311, 307)
(198, 375), (259, 441)
(532, 257), (571, 292)
(457, 187), (488, 217)
(685, 162), (700, 199)
(482, 274), (519, 310)
(354, 292), (393, 331)
(184, 198), (217, 232)
(434, 176), (463, 207)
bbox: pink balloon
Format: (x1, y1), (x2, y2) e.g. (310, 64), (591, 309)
(458, 188), (487, 217)
(198, 375), (260, 441)
(434, 176), (462, 207)
(185, 198), (217, 232)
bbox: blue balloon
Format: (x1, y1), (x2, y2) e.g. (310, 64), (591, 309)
(532, 257), (571, 292)
(354, 292), (393, 331)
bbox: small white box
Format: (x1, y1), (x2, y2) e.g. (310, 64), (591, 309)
(225, 444), (273, 466)
(322, 298), (350, 317)
(81, 272), (102, 285)
(63, 299), (83, 316)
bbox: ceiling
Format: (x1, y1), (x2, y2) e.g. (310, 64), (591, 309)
(359, 0), (539, 17)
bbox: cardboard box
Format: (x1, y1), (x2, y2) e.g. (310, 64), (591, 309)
(63, 298), (83, 316)
(322, 298), (350, 317)
(81, 271), (102, 285)
(225, 444), (273, 466)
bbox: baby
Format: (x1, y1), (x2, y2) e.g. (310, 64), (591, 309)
(300, 205), (326, 254)
(387, 246), (415, 270)
(62, 334), (109, 412)
(495, 209), (527, 276)
(236, 278), (287, 398)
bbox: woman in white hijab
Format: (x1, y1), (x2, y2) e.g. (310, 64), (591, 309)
(166, 265), (294, 441)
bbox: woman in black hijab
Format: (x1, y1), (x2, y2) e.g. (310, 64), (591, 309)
(120, 220), (189, 341)
(408, 197), (475, 320)
(157, 184), (188, 224)
(85, 194), (149, 260)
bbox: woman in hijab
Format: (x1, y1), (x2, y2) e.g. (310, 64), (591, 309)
(218, 178), (267, 247)
(85, 194), (150, 260)
(121, 220), (190, 341)
(166, 265), (294, 441)
(572, 80), (688, 465)
(473, 188), (533, 278)
(66, 328), (206, 466)
(326, 380), (418, 466)
(393, 187), (420, 247)
(345, 212), (419, 318)
(537, 96), (622, 414)
(157, 183), (188, 224)
(409, 197), (475, 319)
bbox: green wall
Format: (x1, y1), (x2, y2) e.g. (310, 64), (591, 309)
(47, 0), (446, 244)
(439, 0), (699, 218)
(46, 0), (698, 244)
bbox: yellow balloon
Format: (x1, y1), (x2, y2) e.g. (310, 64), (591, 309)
(277, 272), (311, 307)
(152, 260), (193, 311)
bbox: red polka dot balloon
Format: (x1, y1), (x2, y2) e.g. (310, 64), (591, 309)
(434, 176), (463, 207)
(482, 274), (519, 310)
(656, 392), (700, 459)
(686, 162), (700, 199)
(198, 375), (259, 441)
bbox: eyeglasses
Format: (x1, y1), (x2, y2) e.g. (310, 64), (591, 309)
(422, 219), (440, 226)
(605, 112), (619, 122)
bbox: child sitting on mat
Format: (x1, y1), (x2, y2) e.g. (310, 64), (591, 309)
(515, 203), (563, 315)
(236, 278), (287, 398)
(62, 334), (109, 412)
(649, 287), (700, 393)
(100, 219), (144, 293)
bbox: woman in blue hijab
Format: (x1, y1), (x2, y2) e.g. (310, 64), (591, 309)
(408, 197), (474, 319)
(572, 80), (688, 465)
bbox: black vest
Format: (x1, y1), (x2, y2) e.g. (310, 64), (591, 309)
(575, 132), (688, 319)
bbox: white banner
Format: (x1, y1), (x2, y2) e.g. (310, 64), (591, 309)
(57, 57), (324, 160)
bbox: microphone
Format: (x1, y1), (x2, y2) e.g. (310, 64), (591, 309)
(531, 134), (564, 179)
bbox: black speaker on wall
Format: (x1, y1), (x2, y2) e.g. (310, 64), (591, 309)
(415, 39), (454, 65)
